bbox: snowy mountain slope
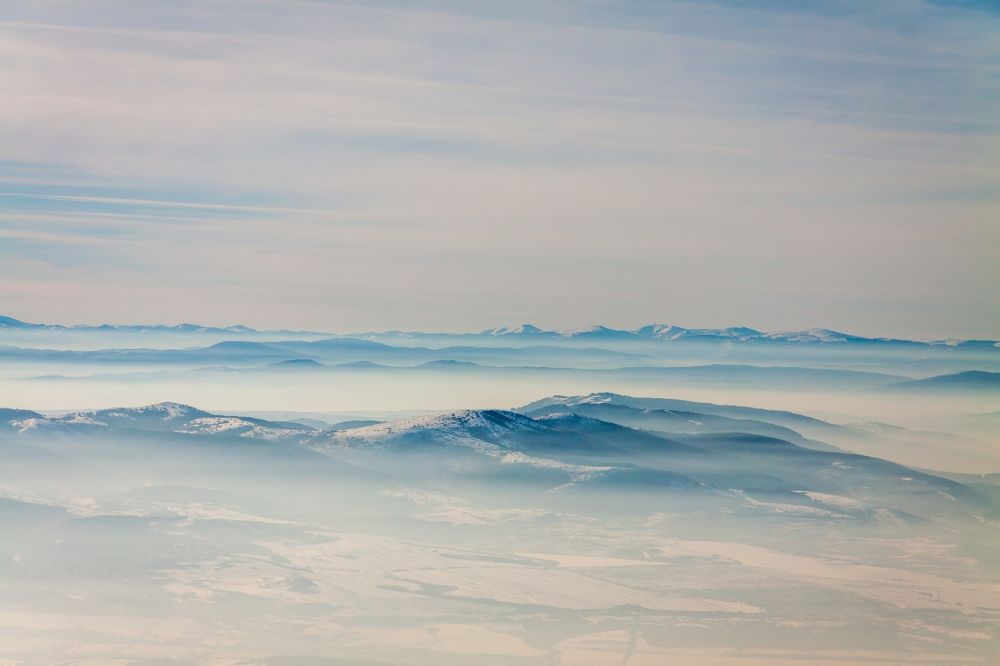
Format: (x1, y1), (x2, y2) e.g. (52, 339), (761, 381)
(0, 398), (990, 524)
(515, 393), (1000, 473)
(4, 402), (314, 441)
(520, 393), (856, 437)
(390, 322), (998, 348)
(331, 409), (546, 443)
(292, 408), (991, 519)
(520, 399), (842, 452)
(482, 324), (545, 336)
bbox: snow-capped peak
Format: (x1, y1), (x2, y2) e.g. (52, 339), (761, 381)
(635, 324), (688, 340)
(765, 328), (855, 343)
(334, 409), (543, 442)
(555, 325), (614, 335)
(142, 402), (202, 417)
(95, 402), (206, 421)
(481, 324), (543, 336)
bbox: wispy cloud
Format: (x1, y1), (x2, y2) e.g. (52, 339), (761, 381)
(0, 192), (331, 214)
(0, 0), (997, 336)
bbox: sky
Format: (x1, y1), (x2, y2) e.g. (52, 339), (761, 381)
(0, 0), (997, 339)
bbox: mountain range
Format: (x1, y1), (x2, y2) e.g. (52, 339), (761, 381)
(2, 315), (997, 349)
(10, 337), (999, 393)
(4, 394), (993, 527)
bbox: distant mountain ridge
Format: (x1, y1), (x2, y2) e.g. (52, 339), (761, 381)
(883, 371), (1000, 392)
(472, 323), (998, 348)
(0, 315), (317, 336)
(2, 315), (996, 348)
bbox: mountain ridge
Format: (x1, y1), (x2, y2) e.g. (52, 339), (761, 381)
(2, 398), (986, 524)
(2, 315), (996, 348)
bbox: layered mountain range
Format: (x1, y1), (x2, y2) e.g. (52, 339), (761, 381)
(4, 392), (998, 664)
(4, 336), (998, 392)
(5, 394), (994, 528)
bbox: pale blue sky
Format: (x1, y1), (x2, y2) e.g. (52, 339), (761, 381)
(0, 0), (997, 338)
